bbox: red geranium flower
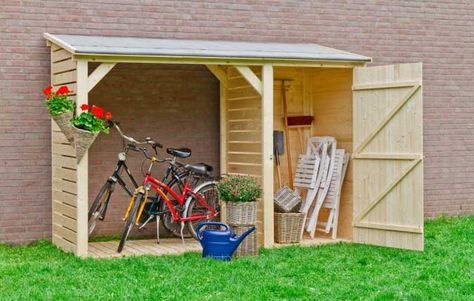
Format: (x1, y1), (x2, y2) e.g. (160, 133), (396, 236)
(80, 104), (89, 111)
(56, 86), (70, 95)
(43, 85), (53, 98)
(91, 105), (105, 119)
(105, 112), (112, 120)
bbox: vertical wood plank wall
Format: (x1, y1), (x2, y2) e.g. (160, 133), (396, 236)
(225, 67), (264, 244)
(273, 67), (354, 239)
(50, 46), (79, 254)
(311, 68), (354, 239)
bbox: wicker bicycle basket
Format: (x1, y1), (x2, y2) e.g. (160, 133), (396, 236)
(225, 202), (257, 226)
(274, 212), (305, 243)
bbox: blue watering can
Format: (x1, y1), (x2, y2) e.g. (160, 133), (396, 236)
(196, 222), (256, 261)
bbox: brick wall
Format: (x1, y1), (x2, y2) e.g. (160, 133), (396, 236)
(88, 63), (220, 237)
(1, 0), (473, 243)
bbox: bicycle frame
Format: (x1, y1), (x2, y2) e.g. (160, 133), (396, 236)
(110, 157), (138, 197)
(124, 160), (217, 225)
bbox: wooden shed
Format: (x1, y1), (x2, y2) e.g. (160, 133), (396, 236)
(44, 33), (424, 257)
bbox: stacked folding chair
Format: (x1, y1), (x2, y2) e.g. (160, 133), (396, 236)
(276, 136), (349, 240)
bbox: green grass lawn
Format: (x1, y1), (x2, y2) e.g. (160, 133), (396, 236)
(0, 216), (473, 301)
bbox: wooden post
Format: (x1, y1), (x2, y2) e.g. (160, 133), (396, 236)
(218, 67), (228, 222)
(75, 59), (89, 257)
(262, 64), (274, 247)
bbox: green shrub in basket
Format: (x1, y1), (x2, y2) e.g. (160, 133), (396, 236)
(217, 176), (261, 203)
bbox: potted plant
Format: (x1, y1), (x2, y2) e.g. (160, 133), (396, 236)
(217, 175), (261, 256)
(43, 85), (75, 143)
(71, 104), (112, 162)
(217, 175), (261, 226)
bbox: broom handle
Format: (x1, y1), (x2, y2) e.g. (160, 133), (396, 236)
(282, 81), (294, 189)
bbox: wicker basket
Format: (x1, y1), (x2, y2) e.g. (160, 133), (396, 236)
(274, 212), (305, 243)
(51, 111), (74, 144)
(231, 225), (258, 257)
(274, 186), (301, 213)
(73, 127), (99, 163)
(225, 202), (257, 226)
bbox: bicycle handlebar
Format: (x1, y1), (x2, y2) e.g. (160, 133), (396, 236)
(110, 121), (187, 172)
(110, 121), (163, 149)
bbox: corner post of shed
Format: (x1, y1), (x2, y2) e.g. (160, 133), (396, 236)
(262, 64), (274, 247)
(75, 59), (89, 256)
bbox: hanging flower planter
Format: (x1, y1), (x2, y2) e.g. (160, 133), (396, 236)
(43, 85), (75, 144)
(51, 111), (75, 144)
(72, 104), (112, 163)
(43, 85), (112, 163)
(73, 126), (99, 163)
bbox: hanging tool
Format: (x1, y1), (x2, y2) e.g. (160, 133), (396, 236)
(280, 79), (294, 189)
(287, 116), (314, 154)
(273, 131), (285, 189)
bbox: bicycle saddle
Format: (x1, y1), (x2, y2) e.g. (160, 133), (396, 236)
(185, 163), (213, 175)
(166, 147), (191, 158)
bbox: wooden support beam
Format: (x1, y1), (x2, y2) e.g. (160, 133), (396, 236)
(219, 66), (228, 222)
(73, 53), (367, 68)
(236, 66), (262, 95)
(206, 65), (227, 83)
(261, 64), (274, 247)
(88, 63), (116, 92)
(76, 59), (89, 257)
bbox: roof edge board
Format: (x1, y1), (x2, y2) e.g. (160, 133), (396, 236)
(43, 32), (372, 65)
(43, 33), (77, 54)
(72, 53), (369, 68)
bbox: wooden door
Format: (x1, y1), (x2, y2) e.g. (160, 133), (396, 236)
(352, 63), (424, 251)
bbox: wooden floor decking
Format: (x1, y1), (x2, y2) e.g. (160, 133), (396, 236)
(88, 238), (201, 258)
(88, 237), (346, 258)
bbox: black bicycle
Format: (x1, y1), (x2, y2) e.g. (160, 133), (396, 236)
(87, 122), (212, 237)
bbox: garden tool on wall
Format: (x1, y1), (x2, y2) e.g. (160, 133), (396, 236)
(287, 115), (314, 154)
(273, 131), (285, 189)
(280, 79), (294, 189)
(279, 79), (314, 189)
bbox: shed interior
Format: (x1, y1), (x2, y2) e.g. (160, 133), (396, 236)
(272, 67), (354, 239)
(87, 64), (355, 242)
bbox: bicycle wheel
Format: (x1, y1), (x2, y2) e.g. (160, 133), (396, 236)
(117, 192), (143, 253)
(185, 181), (220, 239)
(159, 177), (193, 238)
(88, 182), (112, 235)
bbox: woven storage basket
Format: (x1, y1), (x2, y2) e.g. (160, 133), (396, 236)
(231, 225), (258, 257)
(73, 127), (99, 163)
(226, 202), (257, 225)
(274, 186), (301, 213)
(274, 212), (305, 243)
(52, 111), (75, 144)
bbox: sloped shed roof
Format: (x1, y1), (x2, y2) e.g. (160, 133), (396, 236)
(44, 33), (371, 64)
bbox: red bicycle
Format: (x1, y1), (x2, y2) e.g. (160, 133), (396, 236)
(118, 145), (219, 253)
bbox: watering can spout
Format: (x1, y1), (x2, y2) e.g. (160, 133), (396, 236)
(230, 226), (256, 251)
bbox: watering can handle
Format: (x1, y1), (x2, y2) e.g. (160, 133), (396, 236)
(195, 222), (230, 241)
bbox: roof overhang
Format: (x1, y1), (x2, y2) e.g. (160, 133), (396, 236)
(44, 33), (371, 67)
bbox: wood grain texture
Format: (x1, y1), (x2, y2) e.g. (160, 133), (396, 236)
(352, 63), (423, 251)
(51, 45), (79, 255)
(225, 66), (264, 245)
